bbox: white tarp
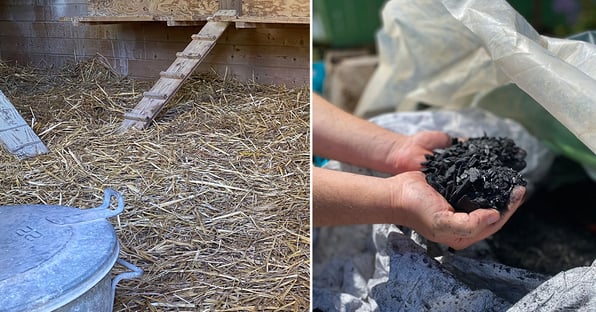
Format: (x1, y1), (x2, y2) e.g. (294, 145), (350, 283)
(357, 0), (596, 156)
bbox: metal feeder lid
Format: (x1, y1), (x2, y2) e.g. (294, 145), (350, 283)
(0, 190), (124, 312)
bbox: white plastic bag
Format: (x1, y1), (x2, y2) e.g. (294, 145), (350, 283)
(357, 0), (596, 171)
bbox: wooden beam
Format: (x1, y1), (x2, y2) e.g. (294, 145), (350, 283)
(62, 14), (308, 26)
(232, 16), (310, 24)
(61, 15), (155, 25)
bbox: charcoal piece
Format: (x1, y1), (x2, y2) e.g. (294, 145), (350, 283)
(421, 136), (527, 213)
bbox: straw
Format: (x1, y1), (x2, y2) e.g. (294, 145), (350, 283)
(0, 55), (310, 311)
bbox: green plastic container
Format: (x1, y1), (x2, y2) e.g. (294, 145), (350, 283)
(313, 0), (387, 48)
(506, 0), (567, 32)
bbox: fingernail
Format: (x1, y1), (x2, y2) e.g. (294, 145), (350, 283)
(509, 187), (524, 204)
(487, 214), (500, 225)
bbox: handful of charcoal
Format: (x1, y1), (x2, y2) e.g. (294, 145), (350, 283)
(421, 136), (527, 213)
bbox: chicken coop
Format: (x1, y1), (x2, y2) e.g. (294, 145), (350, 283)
(0, 1), (311, 310)
(0, 0), (309, 129)
(0, 0), (309, 83)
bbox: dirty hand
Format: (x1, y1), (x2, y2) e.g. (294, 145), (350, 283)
(390, 171), (526, 250)
(385, 131), (452, 174)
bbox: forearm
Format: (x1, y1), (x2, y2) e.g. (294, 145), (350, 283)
(312, 93), (407, 173)
(312, 166), (405, 226)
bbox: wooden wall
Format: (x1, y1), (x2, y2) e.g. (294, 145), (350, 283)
(0, 1), (310, 86)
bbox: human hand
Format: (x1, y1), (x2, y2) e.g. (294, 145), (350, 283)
(389, 171), (526, 250)
(386, 131), (452, 174)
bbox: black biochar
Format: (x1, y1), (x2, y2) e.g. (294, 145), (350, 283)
(421, 136), (527, 213)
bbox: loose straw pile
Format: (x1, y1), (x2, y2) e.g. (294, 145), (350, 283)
(0, 56), (310, 311)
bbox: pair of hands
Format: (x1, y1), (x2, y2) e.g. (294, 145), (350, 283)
(312, 93), (525, 250)
(383, 131), (526, 250)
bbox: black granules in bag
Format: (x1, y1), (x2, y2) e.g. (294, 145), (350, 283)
(421, 136), (527, 213)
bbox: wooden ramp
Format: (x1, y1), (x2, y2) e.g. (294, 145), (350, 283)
(119, 10), (235, 131)
(0, 89), (48, 159)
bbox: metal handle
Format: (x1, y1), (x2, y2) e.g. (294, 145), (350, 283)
(111, 258), (144, 303)
(46, 188), (125, 224)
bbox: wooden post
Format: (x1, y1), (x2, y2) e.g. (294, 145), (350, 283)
(219, 0), (242, 15)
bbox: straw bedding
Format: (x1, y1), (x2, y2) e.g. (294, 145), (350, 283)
(0, 56), (310, 311)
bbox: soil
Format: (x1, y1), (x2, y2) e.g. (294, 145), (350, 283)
(489, 156), (596, 276)
(422, 136), (527, 213)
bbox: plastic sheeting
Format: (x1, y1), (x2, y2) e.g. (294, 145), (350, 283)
(313, 224), (596, 311)
(357, 0), (596, 176)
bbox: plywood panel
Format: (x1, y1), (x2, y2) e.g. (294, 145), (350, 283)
(243, 0), (309, 18)
(88, 0), (218, 19)
(85, 0), (309, 21)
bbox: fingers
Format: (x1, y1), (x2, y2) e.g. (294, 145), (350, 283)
(482, 186), (526, 232)
(474, 186), (526, 238)
(414, 131), (452, 150)
(433, 208), (500, 238)
(409, 171), (526, 250)
(432, 205), (520, 249)
(508, 186), (526, 208)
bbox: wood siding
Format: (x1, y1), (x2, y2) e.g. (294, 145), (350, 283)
(0, 1), (309, 86)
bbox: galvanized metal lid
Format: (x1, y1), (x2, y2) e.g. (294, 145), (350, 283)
(0, 189), (124, 312)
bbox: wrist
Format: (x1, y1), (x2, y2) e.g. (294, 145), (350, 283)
(386, 172), (430, 231)
(313, 167), (396, 226)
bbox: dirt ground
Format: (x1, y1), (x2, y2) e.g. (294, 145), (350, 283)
(489, 156), (596, 276)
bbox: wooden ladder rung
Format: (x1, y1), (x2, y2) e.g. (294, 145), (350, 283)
(143, 91), (168, 100)
(119, 15), (231, 132)
(176, 52), (203, 60)
(191, 34), (217, 41)
(160, 71), (185, 79)
(123, 112), (151, 122)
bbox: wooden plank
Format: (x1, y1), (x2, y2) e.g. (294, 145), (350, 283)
(63, 15), (155, 25)
(125, 58), (309, 86)
(211, 15), (309, 24)
(195, 63), (310, 86)
(141, 26), (310, 62)
(119, 18), (230, 131)
(165, 20), (204, 27)
(47, 3), (87, 20)
(82, 0), (308, 21)
(0, 90), (49, 159)
(143, 91), (168, 99)
(159, 71), (185, 79)
(69, 15), (309, 25)
(201, 44), (309, 68)
(219, 27), (309, 47)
